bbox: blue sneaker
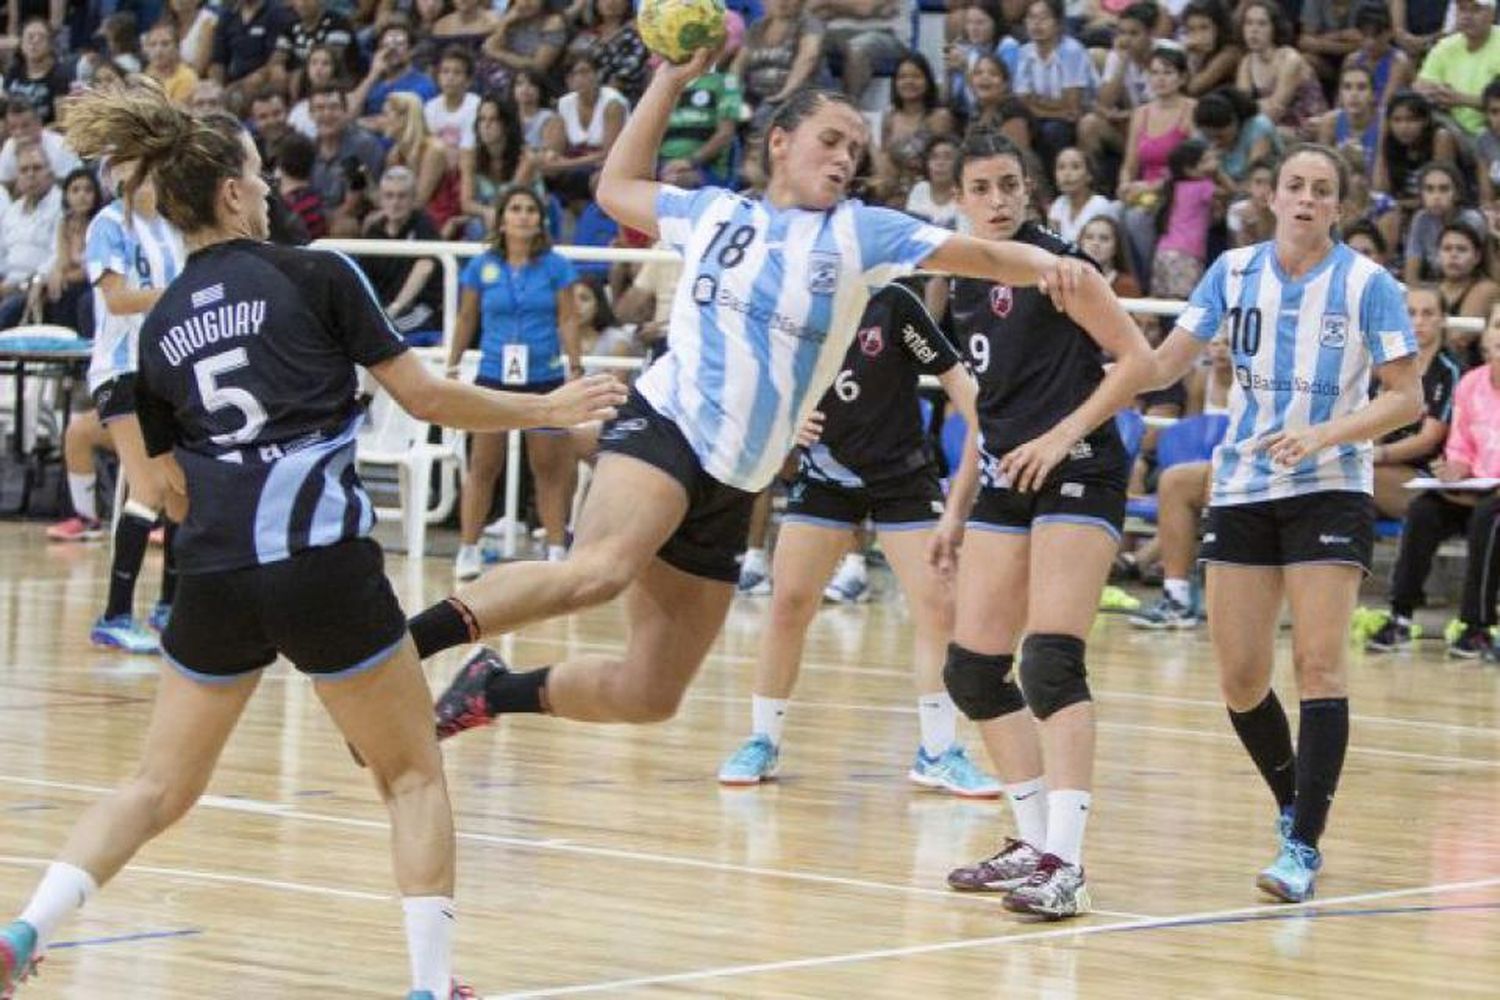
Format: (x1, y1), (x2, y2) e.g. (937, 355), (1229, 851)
(1256, 837), (1323, 902)
(908, 745), (1002, 799)
(736, 563), (771, 597)
(1276, 806), (1294, 846)
(406, 980), (476, 999)
(90, 615), (160, 655)
(718, 735), (779, 786)
(822, 567), (869, 604)
(147, 602), (172, 634)
(1, 919), (38, 997)
(1128, 594), (1200, 630)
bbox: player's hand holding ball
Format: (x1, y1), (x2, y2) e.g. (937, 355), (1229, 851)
(639, 0), (728, 65)
(542, 373), (628, 427)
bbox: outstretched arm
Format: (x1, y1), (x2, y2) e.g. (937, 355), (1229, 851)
(921, 234), (1085, 311)
(597, 48), (716, 237)
(369, 351), (625, 431)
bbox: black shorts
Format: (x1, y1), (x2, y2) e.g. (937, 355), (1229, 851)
(1201, 491), (1375, 573)
(475, 375), (564, 395)
(784, 467), (945, 531)
(968, 435), (1128, 540)
(475, 376), (567, 433)
(162, 538), (409, 682)
(596, 389), (756, 583)
(92, 374), (136, 425)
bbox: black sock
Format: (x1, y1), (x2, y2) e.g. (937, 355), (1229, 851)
(408, 597), (479, 659)
(159, 520), (179, 606)
(484, 666), (551, 715)
(105, 514), (153, 620)
(1292, 698), (1349, 849)
(1228, 690), (1297, 811)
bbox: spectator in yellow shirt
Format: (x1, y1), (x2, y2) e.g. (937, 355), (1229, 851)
(143, 21), (200, 107)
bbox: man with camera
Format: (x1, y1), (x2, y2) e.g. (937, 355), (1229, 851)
(308, 84), (386, 237)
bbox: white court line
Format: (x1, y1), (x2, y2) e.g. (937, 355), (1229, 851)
(684, 694), (1500, 771)
(0, 854), (390, 902)
(0, 774), (1147, 920)
(488, 875), (1500, 998)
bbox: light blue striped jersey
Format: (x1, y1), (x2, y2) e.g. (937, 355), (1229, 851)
(84, 201), (186, 392)
(1178, 241), (1415, 505)
(637, 185), (951, 491)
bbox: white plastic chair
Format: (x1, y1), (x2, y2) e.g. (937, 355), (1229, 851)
(355, 350), (467, 561)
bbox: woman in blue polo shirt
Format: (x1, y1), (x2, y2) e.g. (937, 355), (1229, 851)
(449, 185), (582, 580)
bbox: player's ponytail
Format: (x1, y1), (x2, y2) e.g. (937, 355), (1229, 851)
(64, 80), (249, 234)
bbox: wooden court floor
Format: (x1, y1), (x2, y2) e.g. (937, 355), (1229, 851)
(0, 523), (1496, 998)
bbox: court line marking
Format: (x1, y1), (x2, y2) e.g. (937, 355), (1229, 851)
(486, 875), (1500, 998)
(51, 928), (203, 950)
(0, 775), (1148, 920)
(0, 854), (391, 902)
(684, 694), (1500, 772)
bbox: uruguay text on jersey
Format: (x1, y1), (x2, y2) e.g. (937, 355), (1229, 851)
(159, 299), (269, 367)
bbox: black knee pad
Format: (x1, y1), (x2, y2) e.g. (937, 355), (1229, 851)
(942, 643), (1025, 721)
(1018, 633), (1091, 720)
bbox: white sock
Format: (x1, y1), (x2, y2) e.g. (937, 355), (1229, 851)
(457, 544), (478, 560)
(839, 552), (867, 578)
(1045, 789), (1092, 865)
(401, 895), (455, 997)
(916, 692), (957, 758)
(742, 547), (768, 575)
(751, 694), (788, 746)
(546, 544), (567, 562)
(1163, 578), (1190, 606)
(19, 862), (97, 950)
(1004, 777), (1048, 848)
(67, 474), (97, 522)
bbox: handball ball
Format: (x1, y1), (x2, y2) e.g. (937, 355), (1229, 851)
(638, 0), (728, 64)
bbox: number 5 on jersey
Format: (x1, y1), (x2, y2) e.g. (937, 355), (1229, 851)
(195, 348), (268, 445)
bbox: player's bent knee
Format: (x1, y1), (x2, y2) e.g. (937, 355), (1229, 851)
(1018, 633), (1090, 721)
(943, 643), (1025, 720)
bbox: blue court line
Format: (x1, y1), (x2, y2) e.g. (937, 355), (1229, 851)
(49, 928), (202, 950)
(1100, 900), (1500, 934)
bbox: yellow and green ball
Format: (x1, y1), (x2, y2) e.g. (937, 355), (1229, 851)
(638, 0), (728, 64)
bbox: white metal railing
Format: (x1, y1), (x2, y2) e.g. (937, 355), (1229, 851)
(316, 238), (1482, 557)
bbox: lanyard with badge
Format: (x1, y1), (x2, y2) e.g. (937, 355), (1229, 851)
(500, 259), (529, 386)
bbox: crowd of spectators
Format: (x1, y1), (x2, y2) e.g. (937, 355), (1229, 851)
(8, 0), (1500, 621)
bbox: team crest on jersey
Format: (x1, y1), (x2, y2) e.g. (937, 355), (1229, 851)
(858, 325), (883, 356)
(989, 285), (1013, 317)
(693, 275), (717, 304)
(807, 251), (840, 295)
(1235, 365), (1252, 389)
(1319, 314), (1348, 348)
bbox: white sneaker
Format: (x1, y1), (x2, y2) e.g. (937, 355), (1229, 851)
(823, 563), (870, 604)
(454, 545), (482, 581)
(482, 516), (528, 539)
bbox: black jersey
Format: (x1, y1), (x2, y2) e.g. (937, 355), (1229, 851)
(949, 221), (1116, 458)
(1377, 347), (1460, 454)
(135, 240), (409, 574)
(802, 282), (961, 487)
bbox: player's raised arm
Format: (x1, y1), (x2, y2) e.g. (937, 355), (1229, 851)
(597, 47), (715, 237)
